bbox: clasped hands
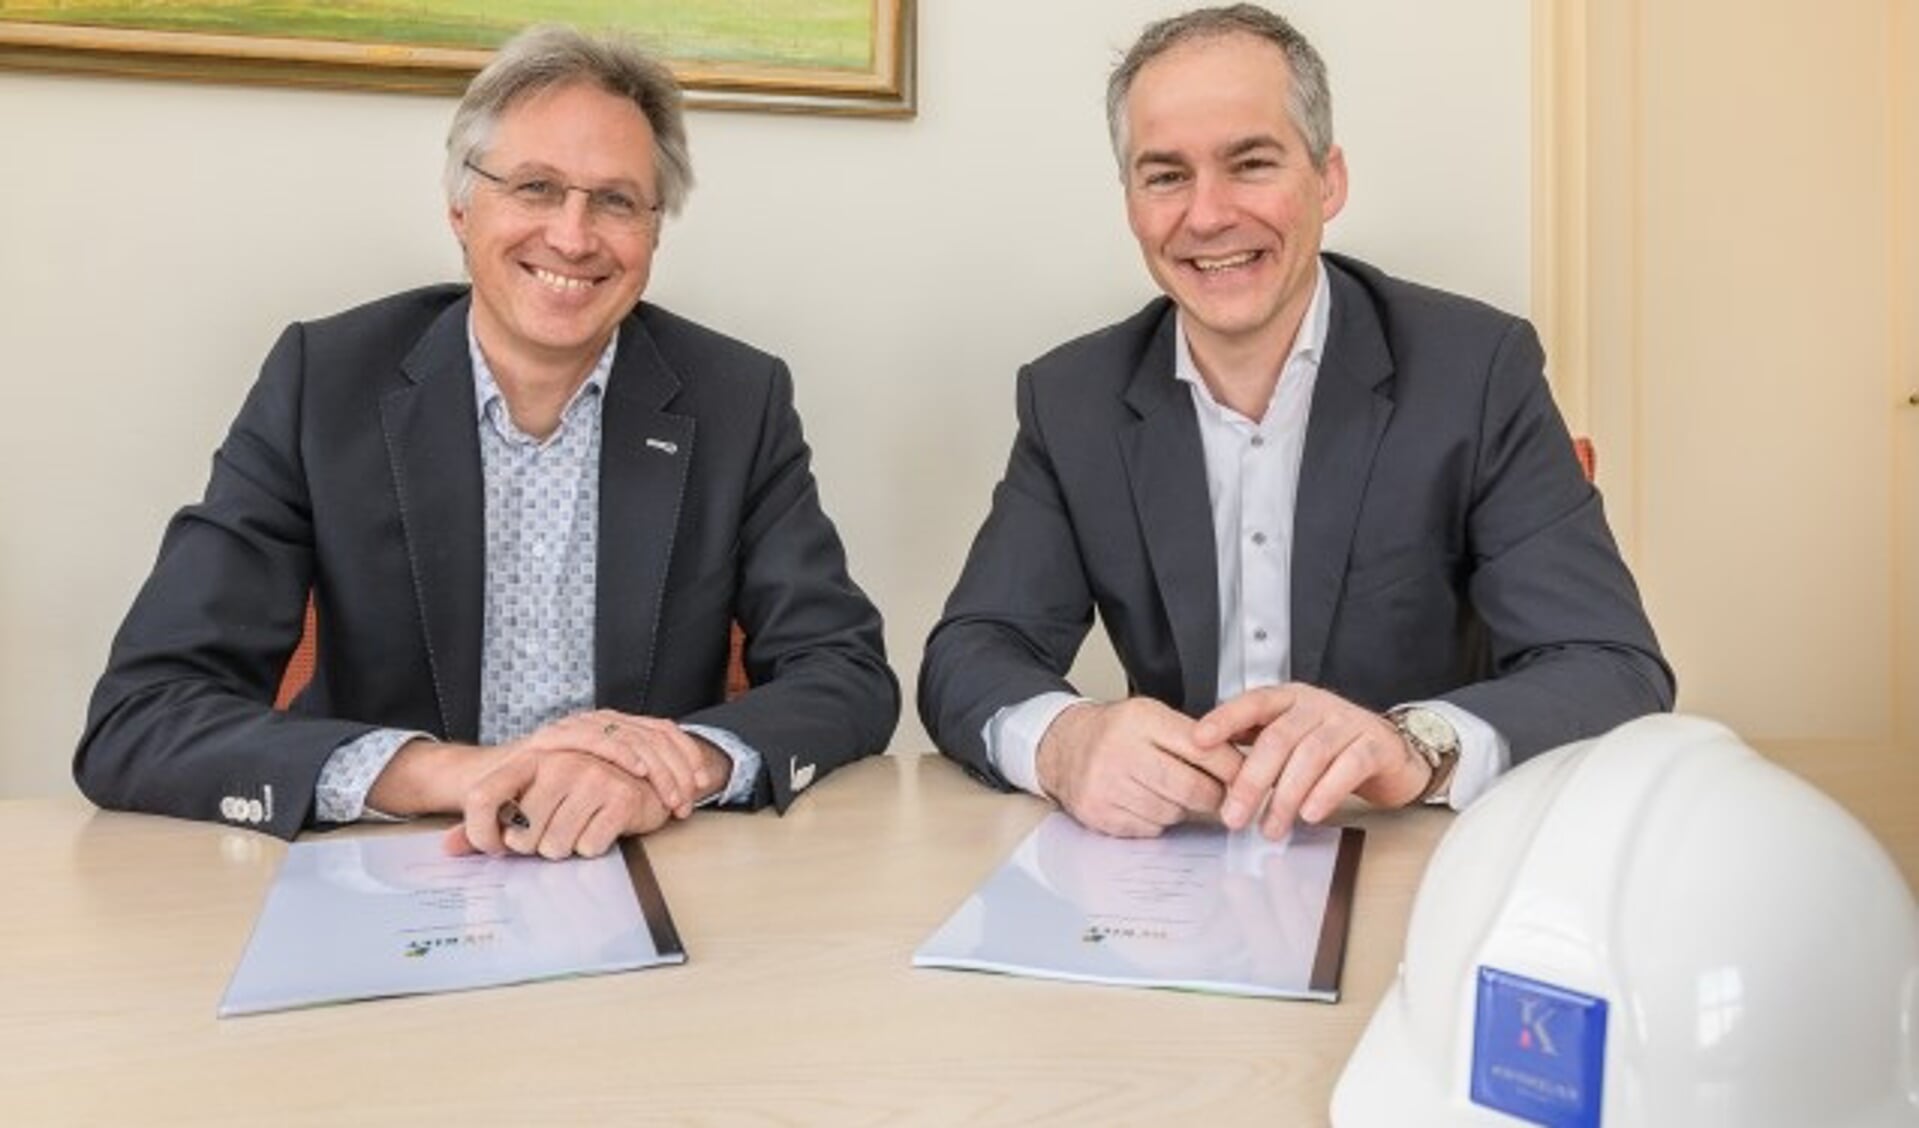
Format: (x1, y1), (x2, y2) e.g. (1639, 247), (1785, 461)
(1034, 685), (1433, 839)
(368, 709), (732, 860)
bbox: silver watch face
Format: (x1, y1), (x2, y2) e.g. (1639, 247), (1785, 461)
(1402, 709), (1458, 756)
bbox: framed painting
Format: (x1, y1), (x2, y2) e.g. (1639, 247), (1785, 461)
(0, 0), (914, 117)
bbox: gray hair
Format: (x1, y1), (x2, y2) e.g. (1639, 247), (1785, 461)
(444, 25), (694, 216)
(1106, 4), (1334, 175)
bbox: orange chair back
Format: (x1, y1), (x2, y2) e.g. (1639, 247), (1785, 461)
(274, 599), (319, 710)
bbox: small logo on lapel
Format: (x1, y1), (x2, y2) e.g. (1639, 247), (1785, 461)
(644, 437), (679, 455)
(789, 756), (816, 793)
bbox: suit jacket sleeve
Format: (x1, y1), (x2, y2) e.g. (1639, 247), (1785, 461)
(675, 359), (899, 809)
(74, 322), (377, 839)
(919, 365), (1098, 788)
(1435, 319), (1675, 760)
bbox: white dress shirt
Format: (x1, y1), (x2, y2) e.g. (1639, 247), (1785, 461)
(983, 262), (1509, 811)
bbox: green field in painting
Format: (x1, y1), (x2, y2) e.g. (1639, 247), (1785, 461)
(0, 0), (872, 68)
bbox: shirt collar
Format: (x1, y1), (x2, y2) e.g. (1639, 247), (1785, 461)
(1173, 257), (1332, 414)
(466, 315), (617, 433)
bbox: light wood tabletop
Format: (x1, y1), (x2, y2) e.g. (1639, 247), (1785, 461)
(1, 744), (1910, 1125)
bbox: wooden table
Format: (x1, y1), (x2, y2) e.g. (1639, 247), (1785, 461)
(2, 746), (1909, 1125)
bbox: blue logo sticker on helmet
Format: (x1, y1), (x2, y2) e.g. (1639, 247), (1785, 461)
(1470, 966), (1607, 1128)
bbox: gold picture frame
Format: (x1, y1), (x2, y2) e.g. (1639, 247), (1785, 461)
(0, 0), (914, 118)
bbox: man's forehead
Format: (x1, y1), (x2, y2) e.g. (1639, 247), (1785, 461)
(484, 84), (656, 172)
(1124, 34), (1296, 139)
(1129, 30), (1295, 96)
(1133, 133), (1289, 167)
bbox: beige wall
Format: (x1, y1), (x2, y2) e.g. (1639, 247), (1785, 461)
(1538, 0), (1917, 756)
(0, 1), (1532, 798)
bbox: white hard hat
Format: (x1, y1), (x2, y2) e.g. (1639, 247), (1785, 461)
(1332, 714), (1919, 1127)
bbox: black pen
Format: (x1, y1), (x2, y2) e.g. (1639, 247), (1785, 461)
(498, 800), (531, 830)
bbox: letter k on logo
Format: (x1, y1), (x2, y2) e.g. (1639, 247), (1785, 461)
(1517, 998), (1561, 1056)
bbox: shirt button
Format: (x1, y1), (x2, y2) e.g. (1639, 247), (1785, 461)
(1251, 531), (1268, 546)
(1253, 628), (1269, 642)
(532, 541), (547, 558)
(1250, 434), (1266, 448)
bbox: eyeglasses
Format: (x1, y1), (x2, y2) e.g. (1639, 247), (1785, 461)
(463, 159), (661, 229)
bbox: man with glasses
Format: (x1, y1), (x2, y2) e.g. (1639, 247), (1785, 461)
(921, 5), (1671, 839)
(77, 26), (897, 856)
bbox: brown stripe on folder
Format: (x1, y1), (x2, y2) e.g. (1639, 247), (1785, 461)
(1307, 827), (1365, 998)
(620, 837), (685, 960)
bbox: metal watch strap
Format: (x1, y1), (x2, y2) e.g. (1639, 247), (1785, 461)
(1390, 707), (1459, 804)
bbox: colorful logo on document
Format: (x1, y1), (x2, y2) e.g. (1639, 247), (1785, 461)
(403, 929), (498, 959)
(1470, 966), (1608, 1128)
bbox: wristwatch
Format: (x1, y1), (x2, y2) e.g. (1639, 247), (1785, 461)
(1387, 705), (1460, 805)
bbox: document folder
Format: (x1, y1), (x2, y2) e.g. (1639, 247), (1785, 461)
(915, 814), (1363, 1000)
(219, 830), (683, 1017)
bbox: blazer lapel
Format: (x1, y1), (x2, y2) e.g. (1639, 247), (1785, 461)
(381, 298), (485, 742)
(1290, 263), (1395, 684)
(594, 314), (694, 712)
(1118, 309), (1221, 714)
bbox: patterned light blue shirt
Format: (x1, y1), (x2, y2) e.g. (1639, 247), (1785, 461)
(314, 323), (760, 822)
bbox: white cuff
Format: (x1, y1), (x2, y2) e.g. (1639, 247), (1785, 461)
(981, 692), (1089, 797)
(680, 724), (763, 806)
(316, 729), (432, 823)
(1402, 699), (1509, 810)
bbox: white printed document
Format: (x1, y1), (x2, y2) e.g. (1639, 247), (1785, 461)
(914, 814), (1362, 1000)
(219, 830), (683, 1017)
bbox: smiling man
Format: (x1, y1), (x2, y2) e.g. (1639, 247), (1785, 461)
(921, 5), (1672, 839)
(76, 26), (897, 856)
